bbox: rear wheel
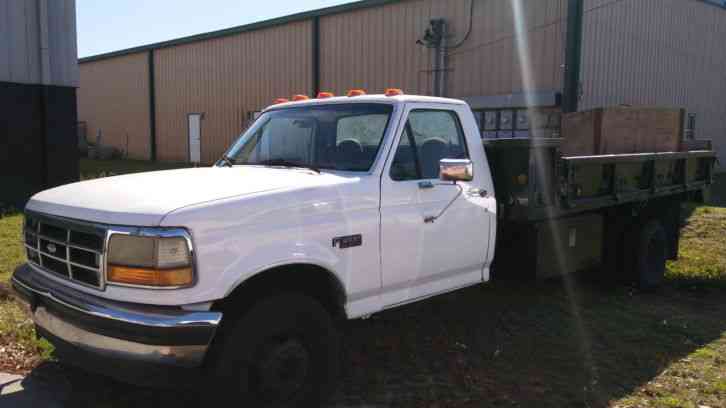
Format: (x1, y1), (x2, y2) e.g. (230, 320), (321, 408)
(207, 293), (340, 407)
(636, 220), (667, 291)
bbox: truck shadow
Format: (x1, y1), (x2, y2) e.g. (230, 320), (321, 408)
(2, 277), (725, 408)
(334, 278), (726, 407)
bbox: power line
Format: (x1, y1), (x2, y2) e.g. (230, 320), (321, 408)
(446, 0), (476, 49)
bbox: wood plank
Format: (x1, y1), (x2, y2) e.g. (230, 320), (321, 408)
(562, 106), (684, 156)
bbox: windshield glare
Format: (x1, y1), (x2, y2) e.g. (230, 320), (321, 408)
(225, 103), (394, 172)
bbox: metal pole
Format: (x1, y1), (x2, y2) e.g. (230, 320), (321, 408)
(312, 16), (321, 97)
(438, 20), (447, 97)
(148, 50), (157, 161)
(562, 0), (584, 113)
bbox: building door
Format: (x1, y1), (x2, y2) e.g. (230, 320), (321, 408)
(188, 113), (202, 163)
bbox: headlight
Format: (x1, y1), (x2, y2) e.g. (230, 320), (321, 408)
(106, 230), (194, 288)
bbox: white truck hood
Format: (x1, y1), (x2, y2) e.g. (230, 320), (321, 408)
(25, 166), (329, 226)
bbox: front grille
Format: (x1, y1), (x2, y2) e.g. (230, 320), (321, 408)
(24, 213), (106, 289)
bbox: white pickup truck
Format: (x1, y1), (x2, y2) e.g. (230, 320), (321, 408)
(12, 93), (715, 406)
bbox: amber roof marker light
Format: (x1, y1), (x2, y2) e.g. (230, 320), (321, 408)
(317, 92), (335, 99)
(292, 94), (310, 101)
(273, 98), (290, 105)
(385, 88), (404, 97)
(347, 89), (367, 97)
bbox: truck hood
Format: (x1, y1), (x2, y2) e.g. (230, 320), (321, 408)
(26, 166), (333, 226)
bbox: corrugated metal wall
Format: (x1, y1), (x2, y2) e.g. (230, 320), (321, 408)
(319, 0), (567, 98)
(77, 53), (151, 159)
(154, 20), (312, 163)
(78, 0), (567, 164)
(447, 0), (567, 98)
(580, 0), (726, 165)
(0, 0), (79, 87)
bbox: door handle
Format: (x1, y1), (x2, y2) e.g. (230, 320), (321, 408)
(418, 181), (435, 190)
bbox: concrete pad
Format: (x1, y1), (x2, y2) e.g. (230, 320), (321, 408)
(0, 372), (65, 408)
(0, 374), (22, 388)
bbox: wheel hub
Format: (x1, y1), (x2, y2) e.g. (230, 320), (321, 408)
(256, 338), (311, 402)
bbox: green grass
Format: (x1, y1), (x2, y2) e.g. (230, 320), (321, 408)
(0, 213), (52, 373)
(0, 214), (23, 283)
(79, 158), (191, 180)
(667, 205), (726, 288)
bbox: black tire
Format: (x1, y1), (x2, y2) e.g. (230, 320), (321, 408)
(636, 220), (667, 291)
(207, 293), (340, 407)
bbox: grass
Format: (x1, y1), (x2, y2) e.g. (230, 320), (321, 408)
(0, 213), (53, 373)
(667, 205), (726, 288)
(0, 214), (23, 283)
(0, 159), (724, 406)
(79, 158), (191, 180)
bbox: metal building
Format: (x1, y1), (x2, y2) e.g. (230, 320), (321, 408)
(1, 0), (80, 208)
(77, 0), (726, 167)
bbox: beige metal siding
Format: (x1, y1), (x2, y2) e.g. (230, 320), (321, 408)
(77, 53), (151, 159)
(0, 0), (79, 87)
(446, 0), (567, 98)
(154, 21), (313, 163)
(580, 0), (726, 165)
(319, 0), (567, 98)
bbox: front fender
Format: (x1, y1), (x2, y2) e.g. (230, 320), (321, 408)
(156, 176), (382, 313)
(220, 244), (343, 300)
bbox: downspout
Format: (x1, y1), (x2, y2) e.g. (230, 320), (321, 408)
(432, 44), (440, 96)
(562, 0), (584, 113)
(148, 50), (157, 161)
(311, 16), (321, 96)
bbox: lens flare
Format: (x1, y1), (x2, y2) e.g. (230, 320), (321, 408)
(511, 0), (599, 401)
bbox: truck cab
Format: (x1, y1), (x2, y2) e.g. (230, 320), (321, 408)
(13, 93), (499, 406)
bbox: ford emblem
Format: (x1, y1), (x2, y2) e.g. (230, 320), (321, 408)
(46, 243), (57, 254)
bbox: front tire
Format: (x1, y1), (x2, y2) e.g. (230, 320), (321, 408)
(207, 293), (340, 407)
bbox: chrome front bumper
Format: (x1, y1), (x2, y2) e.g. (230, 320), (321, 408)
(11, 263), (222, 368)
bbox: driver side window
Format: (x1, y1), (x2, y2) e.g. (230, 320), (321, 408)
(390, 110), (468, 181)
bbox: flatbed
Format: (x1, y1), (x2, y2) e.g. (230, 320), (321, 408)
(485, 137), (716, 280)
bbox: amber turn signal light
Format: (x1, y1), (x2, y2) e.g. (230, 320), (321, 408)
(108, 265), (194, 287)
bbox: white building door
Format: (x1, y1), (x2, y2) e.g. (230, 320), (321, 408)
(188, 113), (202, 163)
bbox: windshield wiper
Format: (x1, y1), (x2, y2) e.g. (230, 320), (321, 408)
(218, 155), (234, 168)
(254, 159), (321, 174)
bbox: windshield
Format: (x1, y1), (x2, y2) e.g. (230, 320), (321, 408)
(223, 103), (394, 172)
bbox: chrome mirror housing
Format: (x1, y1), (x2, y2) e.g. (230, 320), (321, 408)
(439, 158), (474, 182)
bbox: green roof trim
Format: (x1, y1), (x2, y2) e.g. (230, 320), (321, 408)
(78, 0), (401, 64)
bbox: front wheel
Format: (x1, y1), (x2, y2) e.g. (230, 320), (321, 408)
(207, 293), (340, 407)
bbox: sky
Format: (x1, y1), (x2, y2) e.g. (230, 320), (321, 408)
(76, 0), (356, 58)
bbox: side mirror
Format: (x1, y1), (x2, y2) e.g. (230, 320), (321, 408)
(440, 158), (474, 182)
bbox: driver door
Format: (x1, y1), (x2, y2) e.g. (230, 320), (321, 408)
(379, 106), (491, 307)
